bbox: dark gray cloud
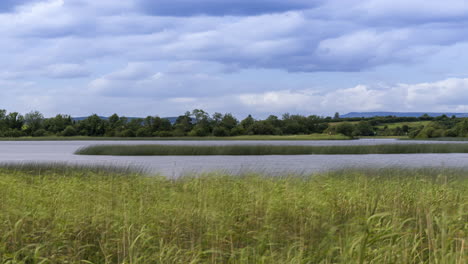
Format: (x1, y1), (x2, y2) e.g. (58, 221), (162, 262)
(137, 0), (319, 16)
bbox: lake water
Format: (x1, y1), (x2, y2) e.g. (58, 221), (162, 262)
(1, 139), (468, 177)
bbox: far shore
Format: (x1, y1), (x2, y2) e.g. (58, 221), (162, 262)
(0, 134), (353, 141)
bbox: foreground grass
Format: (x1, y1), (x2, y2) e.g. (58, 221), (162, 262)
(0, 134), (350, 141)
(0, 165), (466, 263)
(77, 143), (468, 156)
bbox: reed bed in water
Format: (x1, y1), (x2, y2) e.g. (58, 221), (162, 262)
(76, 143), (468, 155)
(0, 165), (466, 263)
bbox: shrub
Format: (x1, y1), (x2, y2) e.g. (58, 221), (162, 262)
(117, 129), (135, 137)
(32, 129), (47, 137)
(335, 122), (354, 137)
(212, 127), (230, 137)
(188, 127), (209, 137)
(153, 131), (172, 137)
(62, 126), (77, 137)
(172, 129), (186, 137)
(230, 126), (244, 136)
(135, 128), (151, 137)
(4, 129), (25, 137)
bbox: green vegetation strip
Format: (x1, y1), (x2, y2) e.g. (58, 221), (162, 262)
(0, 134), (350, 141)
(0, 165), (466, 263)
(76, 143), (468, 156)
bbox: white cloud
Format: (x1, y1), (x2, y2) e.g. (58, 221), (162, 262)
(44, 63), (90, 78)
(237, 77), (468, 115)
(105, 63), (155, 80)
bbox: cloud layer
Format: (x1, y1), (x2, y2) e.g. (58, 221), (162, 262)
(0, 0), (468, 116)
(137, 0), (319, 16)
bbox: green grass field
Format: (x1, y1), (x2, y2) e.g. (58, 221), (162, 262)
(375, 121), (431, 129)
(0, 134), (351, 141)
(76, 143), (468, 156)
(0, 165), (466, 263)
(329, 121), (429, 129)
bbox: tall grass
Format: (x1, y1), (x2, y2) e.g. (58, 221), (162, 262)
(0, 165), (466, 263)
(76, 143), (468, 156)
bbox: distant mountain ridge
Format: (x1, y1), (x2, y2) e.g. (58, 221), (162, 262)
(342, 112), (468, 118)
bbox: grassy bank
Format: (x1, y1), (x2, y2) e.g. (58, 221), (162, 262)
(76, 143), (468, 156)
(0, 165), (466, 263)
(359, 135), (409, 139)
(375, 121), (431, 129)
(0, 134), (351, 141)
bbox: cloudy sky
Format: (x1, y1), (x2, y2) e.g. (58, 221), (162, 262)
(1, 0), (468, 118)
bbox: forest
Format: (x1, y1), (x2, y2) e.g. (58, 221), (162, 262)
(0, 109), (467, 138)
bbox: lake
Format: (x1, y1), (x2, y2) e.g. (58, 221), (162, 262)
(1, 139), (468, 177)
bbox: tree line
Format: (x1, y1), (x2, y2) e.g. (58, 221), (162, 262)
(0, 109), (466, 138)
(0, 109), (329, 137)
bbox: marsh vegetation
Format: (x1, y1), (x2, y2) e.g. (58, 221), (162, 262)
(76, 143), (468, 156)
(0, 164), (466, 263)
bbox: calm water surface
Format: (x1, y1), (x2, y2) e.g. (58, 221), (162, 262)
(1, 139), (468, 177)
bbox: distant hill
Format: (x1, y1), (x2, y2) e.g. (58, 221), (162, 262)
(72, 116), (179, 124)
(341, 112), (468, 118)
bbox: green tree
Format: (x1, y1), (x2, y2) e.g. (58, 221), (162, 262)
(188, 109), (211, 136)
(240, 115), (255, 135)
(6, 112), (24, 130)
(335, 122), (354, 137)
(210, 113), (239, 136)
(62, 125), (77, 136)
(174, 112), (193, 136)
(353, 121), (374, 136)
(44, 114), (73, 135)
(24, 111), (44, 136)
(77, 114), (106, 136)
(251, 121), (275, 135)
(106, 113), (123, 136)
(0, 109), (7, 132)
(282, 114), (305, 135)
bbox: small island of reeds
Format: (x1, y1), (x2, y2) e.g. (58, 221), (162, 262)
(75, 143), (468, 156)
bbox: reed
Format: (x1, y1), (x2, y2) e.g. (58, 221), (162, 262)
(76, 143), (468, 156)
(0, 165), (466, 263)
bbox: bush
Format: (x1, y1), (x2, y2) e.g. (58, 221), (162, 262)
(62, 126), (77, 137)
(153, 131), (172, 137)
(117, 129), (135, 137)
(212, 127), (230, 137)
(172, 129), (186, 137)
(445, 128), (458, 137)
(188, 127), (209, 137)
(335, 123), (354, 137)
(230, 126), (244, 136)
(32, 129), (47, 137)
(135, 128), (152, 137)
(4, 129), (25, 137)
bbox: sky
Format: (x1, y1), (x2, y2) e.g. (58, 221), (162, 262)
(1, 0), (468, 118)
